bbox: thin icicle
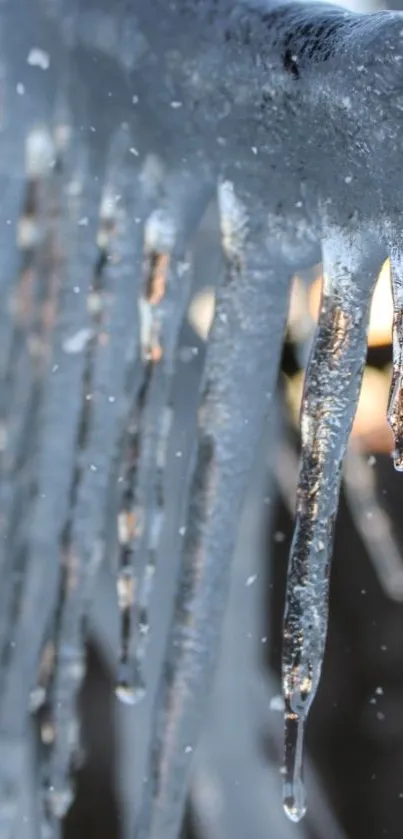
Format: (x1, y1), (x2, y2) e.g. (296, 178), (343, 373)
(0, 126), (56, 672)
(282, 230), (384, 823)
(0, 135), (103, 839)
(134, 182), (291, 839)
(46, 135), (160, 817)
(116, 182), (210, 704)
(387, 250), (403, 469)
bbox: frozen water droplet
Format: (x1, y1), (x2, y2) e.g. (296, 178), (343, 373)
(283, 713), (306, 823)
(116, 661), (146, 706)
(115, 679), (146, 706)
(246, 574), (257, 587)
(115, 683), (137, 705)
(283, 780), (307, 823)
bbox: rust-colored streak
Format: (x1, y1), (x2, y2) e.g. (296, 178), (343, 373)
(146, 251), (170, 305)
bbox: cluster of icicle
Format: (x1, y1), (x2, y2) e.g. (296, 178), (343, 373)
(0, 88), (211, 838)
(2, 14), (403, 839)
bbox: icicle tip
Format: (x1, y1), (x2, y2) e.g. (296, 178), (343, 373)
(283, 779), (307, 823)
(115, 679), (146, 706)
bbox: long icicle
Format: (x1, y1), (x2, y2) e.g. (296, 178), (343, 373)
(282, 230), (384, 822)
(45, 135), (158, 819)
(0, 145), (103, 839)
(134, 181), (292, 839)
(116, 179), (212, 703)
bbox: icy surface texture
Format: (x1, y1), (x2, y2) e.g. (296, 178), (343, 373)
(0, 0), (403, 837)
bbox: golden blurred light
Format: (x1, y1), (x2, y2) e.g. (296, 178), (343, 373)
(307, 259), (393, 348)
(188, 287), (215, 341)
(285, 365), (393, 454)
(287, 276), (313, 344)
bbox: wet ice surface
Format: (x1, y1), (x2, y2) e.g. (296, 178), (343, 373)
(281, 233), (384, 822)
(4, 1), (403, 837)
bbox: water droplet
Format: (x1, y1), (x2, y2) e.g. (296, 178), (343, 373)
(116, 660), (146, 706)
(283, 713), (306, 823)
(115, 678), (146, 706)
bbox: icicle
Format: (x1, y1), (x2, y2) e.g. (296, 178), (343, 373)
(0, 122), (56, 655)
(45, 133), (157, 816)
(134, 182), (292, 839)
(0, 134), (103, 839)
(116, 179), (211, 704)
(387, 252), (403, 470)
(282, 231), (384, 823)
